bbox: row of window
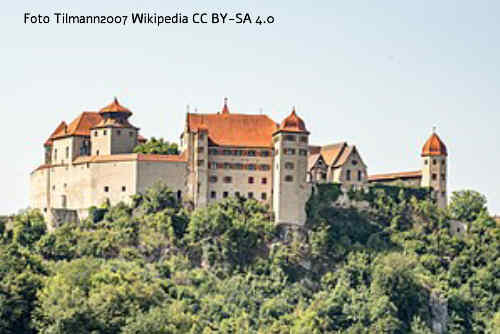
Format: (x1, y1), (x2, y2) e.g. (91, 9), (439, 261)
(345, 170), (364, 181)
(213, 175), (295, 184)
(204, 162), (272, 171)
(277, 148), (308, 156)
(283, 134), (308, 143)
(210, 176), (268, 184)
(425, 159), (446, 166)
(94, 130), (134, 137)
(211, 191), (267, 200)
(431, 173), (446, 181)
(207, 148), (272, 157)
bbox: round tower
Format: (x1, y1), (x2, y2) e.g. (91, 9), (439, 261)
(91, 98), (139, 156)
(420, 130), (448, 209)
(272, 107), (310, 225)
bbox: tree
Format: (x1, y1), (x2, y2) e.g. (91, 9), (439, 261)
(133, 137), (179, 155)
(448, 190), (488, 222)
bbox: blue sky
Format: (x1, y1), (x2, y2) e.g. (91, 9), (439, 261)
(1, 0), (499, 214)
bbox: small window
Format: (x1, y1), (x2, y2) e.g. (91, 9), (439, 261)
(224, 162), (231, 169)
(65, 147), (69, 158)
(96, 150), (100, 156)
(247, 164), (256, 170)
(54, 149), (58, 160)
(261, 150), (270, 157)
(248, 150), (256, 157)
(122, 186), (126, 192)
(346, 170), (351, 181)
(432, 173), (437, 180)
(223, 150), (232, 156)
(103, 130), (107, 136)
(299, 149), (308, 156)
(64, 183), (67, 188)
(234, 163), (243, 170)
(198, 147), (204, 153)
(433, 159), (437, 165)
(284, 135), (296, 141)
(261, 177), (267, 184)
(129, 131), (134, 137)
(285, 162), (294, 170)
(235, 150), (243, 156)
(117, 130), (121, 136)
(248, 177), (254, 184)
(94, 131), (98, 137)
(208, 148), (218, 155)
(223, 176), (232, 183)
(352, 160), (358, 165)
(197, 160), (204, 167)
(198, 133), (205, 139)
(209, 163), (217, 170)
(261, 193), (267, 200)
(260, 164), (270, 171)
(358, 170), (362, 181)
(285, 175), (293, 182)
(223, 191), (229, 198)
(248, 192), (254, 199)
(441, 191), (446, 197)
(300, 136), (308, 143)
(424, 159), (428, 165)
(104, 186), (109, 192)
(52, 185), (55, 190)
(177, 190), (182, 200)
(235, 191), (240, 197)
(209, 176), (218, 183)
(441, 174), (446, 181)
(210, 191), (216, 199)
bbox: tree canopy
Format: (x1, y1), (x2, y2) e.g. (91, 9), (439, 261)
(133, 137), (179, 155)
(0, 183), (498, 333)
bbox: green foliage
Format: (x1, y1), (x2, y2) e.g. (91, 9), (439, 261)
(133, 137), (179, 155)
(449, 190), (488, 222)
(0, 185), (497, 333)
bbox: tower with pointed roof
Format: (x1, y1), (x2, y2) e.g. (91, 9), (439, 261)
(272, 108), (311, 225)
(90, 98), (139, 156)
(420, 130), (448, 209)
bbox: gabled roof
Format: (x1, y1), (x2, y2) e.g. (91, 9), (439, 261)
(368, 170), (422, 182)
(187, 113), (278, 148)
(308, 153), (326, 170)
(319, 142), (347, 166)
(44, 121), (67, 146)
(52, 112), (102, 139)
(422, 132), (447, 156)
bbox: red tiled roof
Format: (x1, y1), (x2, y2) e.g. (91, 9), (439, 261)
(52, 112), (102, 139)
(44, 121), (67, 146)
(187, 113), (278, 148)
(368, 170), (422, 182)
(422, 132), (447, 156)
(276, 108), (308, 134)
(320, 142), (347, 166)
(99, 97), (131, 115)
(73, 153), (187, 164)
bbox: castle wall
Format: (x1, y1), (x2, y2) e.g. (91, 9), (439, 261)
(206, 150), (273, 204)
(29, 168), (49, 211)
(91, 128), (111, 156)
(89, 160), (137, 207)
(110, 127), (138, 154)
(136, 160), (187, 198)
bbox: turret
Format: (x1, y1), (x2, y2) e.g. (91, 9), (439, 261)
(420, 129), (448, 209)
(272, 107), (310, 225)
(90, 98), (139, 156)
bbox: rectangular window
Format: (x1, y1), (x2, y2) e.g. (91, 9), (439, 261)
(209, 176), (218, 183)
(358, 170), (362, 181)
(104, 186), (109, 192)
(65, 147), (69, 158)
(247, 164), (256, 170)
(223, 191), (229, 198)
(299, 136), (308, 143)
(224, 162), (231, 169)
(223, 149), (232, 156)
(198, 147), (204, 153)
(235, 191), (240, 197)
(284, 148), (296, 155)
(122, 186), (126, 192)
(441, 174), (446, 181)
(197, 160), (204, 167)
(285, 175), (293, 182)
(284, 135), (296, 142)
(247, 150), (256, 157)
(346, 170), (351, 181)
(103, 130), (107, 135)
(117, 130), (121, 136)
(261, 150), (270, 157)
(208, 148), (218, 155)
(129, 131), (134, 137)
(94, 131), (98, 137)
(248, 192), (254, 199)
(261, 193), (267, 200)
(432, 173), (437, 180)
(210, 191), (216, 199)
(259, 164), (270, 171)
(285, 162), (294, 169)
(248, 177), (254, 184)
(234, 163), (243, 170)
(261, 177), (267, 184)
(299, 149), (308, 156)
(223, 176), (232, 183)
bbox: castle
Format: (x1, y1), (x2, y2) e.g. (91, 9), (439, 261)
(30, 97), (448, 225)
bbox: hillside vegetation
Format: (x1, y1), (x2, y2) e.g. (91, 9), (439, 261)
(0, 184), (498, 333)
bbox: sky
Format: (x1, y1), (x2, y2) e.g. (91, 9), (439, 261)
(1, 0), (499, 214)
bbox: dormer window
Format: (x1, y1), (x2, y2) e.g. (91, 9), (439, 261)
(352, 160), (358, 165)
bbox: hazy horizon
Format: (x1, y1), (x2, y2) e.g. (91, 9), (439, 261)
(1, 0), (499, 215)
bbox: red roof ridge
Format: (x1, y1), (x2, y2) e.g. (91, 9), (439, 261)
(368, 170), (422, 181)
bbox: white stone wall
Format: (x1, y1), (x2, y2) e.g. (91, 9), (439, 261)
(110, 127), (137, 154)
(89, 160), (137, 207)
(91, 128), (111, 156)
(421, 155), (447, 209)
(136, 160), (187, 198)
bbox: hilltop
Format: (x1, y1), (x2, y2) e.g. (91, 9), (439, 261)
(0, 183), (498, 333)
